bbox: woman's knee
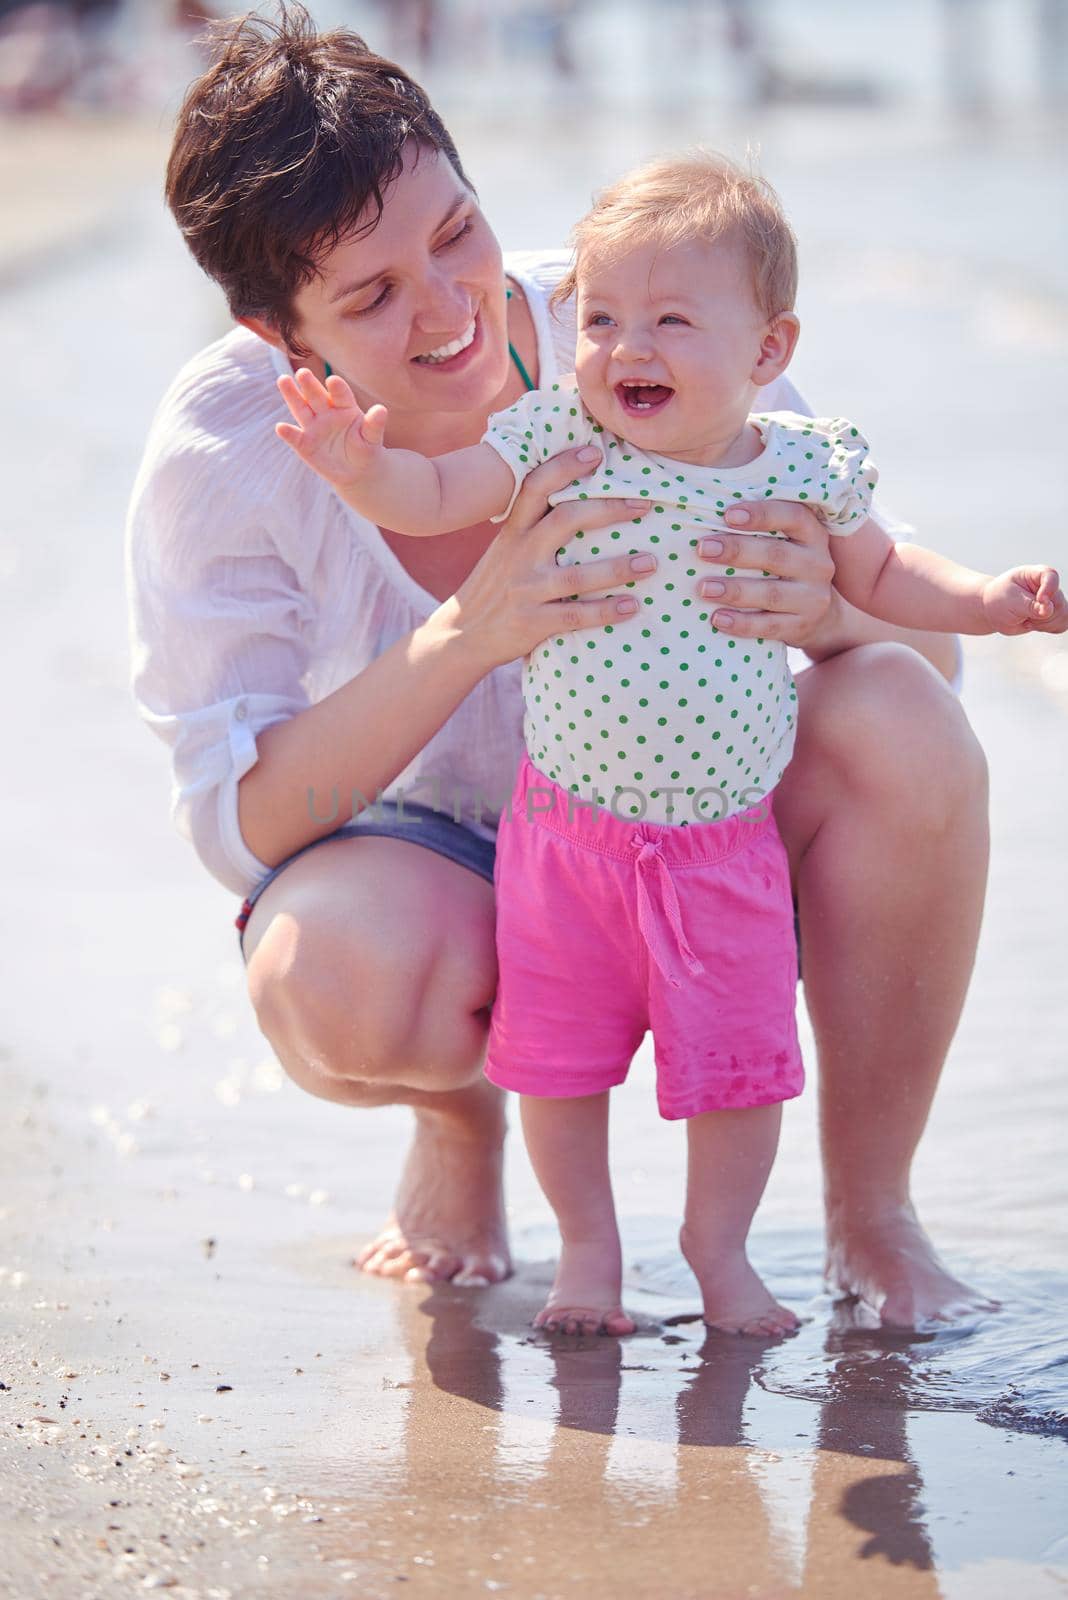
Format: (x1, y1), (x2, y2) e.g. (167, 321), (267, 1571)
(803, 642), (988, 826)
(246, 903), (494, 1092)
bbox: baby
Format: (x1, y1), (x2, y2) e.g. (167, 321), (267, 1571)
(277, 152), (1065, 1339)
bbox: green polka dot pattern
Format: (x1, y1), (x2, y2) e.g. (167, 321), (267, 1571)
(485, 383), (876, 825)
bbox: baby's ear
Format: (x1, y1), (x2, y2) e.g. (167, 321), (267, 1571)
(752, 314), (800, 389)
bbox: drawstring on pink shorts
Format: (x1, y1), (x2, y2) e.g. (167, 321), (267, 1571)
(629, 835), (706, 990)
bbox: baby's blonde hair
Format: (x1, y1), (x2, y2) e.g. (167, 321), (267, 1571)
(552, 150), (798, 323)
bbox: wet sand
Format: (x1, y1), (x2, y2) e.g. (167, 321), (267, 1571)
(3, 35), (1068, 1600)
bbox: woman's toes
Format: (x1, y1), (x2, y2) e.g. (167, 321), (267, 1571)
(377, 1254), (418, 1280)
(422, 1250), (462, 1281)
(353, 1247), (389, 1276)
(403, 1248), (461, 1283)
(455, 1253), (510, 1287)
(357, 1237), (410, 1275)
(357, 1228), (409, 1265)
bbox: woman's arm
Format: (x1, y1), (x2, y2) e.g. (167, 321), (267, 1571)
(238, 451), (659, 867)
(237, 603), (490, 866)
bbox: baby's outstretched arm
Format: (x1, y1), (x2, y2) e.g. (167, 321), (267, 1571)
(830, 517), (1067, 635)
(276, 368), (516, 535)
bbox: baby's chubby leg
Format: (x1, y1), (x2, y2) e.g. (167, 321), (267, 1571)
(520, 1091), (636, 1336)
(680, 1103), (799, 1337)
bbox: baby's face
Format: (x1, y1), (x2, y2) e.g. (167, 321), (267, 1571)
(574, 236), (772, 465)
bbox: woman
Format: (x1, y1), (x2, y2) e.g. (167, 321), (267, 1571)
(127, 6), (991, 1324)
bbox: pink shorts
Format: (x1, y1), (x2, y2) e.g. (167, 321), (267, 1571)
(484, 753), (803, 1121)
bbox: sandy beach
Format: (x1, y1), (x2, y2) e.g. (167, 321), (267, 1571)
(2, 5), (1067, 1595)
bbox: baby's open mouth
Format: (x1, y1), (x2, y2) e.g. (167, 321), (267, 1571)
(616, 379), (674, 417)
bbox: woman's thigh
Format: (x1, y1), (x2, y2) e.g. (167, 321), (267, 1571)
(242, 833), (499, 1090)
(774, 642), (983, 890)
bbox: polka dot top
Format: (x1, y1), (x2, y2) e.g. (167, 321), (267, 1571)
(484, 382), (877, 825)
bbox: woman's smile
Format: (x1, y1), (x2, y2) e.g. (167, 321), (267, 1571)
(411, 309), (484, 371)
(413, 314), (479, 365)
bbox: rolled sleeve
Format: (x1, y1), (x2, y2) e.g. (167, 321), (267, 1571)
(126, 448), (317, 894)
(137, 690), (309, 896)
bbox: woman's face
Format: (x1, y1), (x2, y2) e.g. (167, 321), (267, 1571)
(287, 141), (509, 421)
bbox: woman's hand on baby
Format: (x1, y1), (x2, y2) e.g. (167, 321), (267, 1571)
(275, 368), (388, 490)
(980, 565), (1067, 635)
(694, 500), (834, 644)
(451, 447), (658, 669)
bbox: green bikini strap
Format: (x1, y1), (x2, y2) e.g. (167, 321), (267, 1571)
(505, 287), (536, 392)
(322, 290), (534, 391)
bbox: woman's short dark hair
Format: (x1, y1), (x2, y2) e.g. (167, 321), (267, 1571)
(165, 3), (471, 353)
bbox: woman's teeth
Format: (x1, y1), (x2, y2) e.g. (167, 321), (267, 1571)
(415, 319), (477, 364)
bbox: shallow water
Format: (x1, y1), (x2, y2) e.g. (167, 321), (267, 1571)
(510, 1219), (1068, 1439)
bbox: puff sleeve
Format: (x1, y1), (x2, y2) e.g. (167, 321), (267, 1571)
(482, 381), (594, 522)
(813, 416), (879, 532)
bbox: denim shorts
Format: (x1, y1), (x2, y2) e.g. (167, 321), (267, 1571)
(234, 800), (497, 962)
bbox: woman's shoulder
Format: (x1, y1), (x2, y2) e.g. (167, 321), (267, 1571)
(503, 247), (572, 299)
(143, 326), (285, 471)
(503, 248), (577, 382)
(128, 327), (321, 545)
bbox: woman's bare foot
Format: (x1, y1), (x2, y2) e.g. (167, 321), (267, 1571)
(825, 1200), (999, 1328)
(354, 1083), (511, 1286)
(533, 1240), (636, 1336)
(680, 1225), (799, 1338)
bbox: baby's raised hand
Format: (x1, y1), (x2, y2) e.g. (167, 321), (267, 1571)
(275, 367), (388, 490)
(981, 565), (1067, 634)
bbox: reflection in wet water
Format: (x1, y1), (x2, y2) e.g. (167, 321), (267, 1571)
(398, 1275), (948, 1594)
(758, 1273), (1068, 1438)
(611, 1225), (1068, 1437)
(348, 1254), (1066, 1596)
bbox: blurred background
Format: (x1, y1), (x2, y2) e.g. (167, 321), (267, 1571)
(3, 0), (1066, 654)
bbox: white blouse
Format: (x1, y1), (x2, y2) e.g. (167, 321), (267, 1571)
(124, 249), (949, 897)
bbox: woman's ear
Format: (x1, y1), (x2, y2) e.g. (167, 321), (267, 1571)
(752, 312), (801, 388)
(237, 314), (290, 353)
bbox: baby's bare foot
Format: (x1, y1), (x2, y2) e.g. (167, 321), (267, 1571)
(534, 1240), (636, 1336)
(680, 1225), (799, 1338)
